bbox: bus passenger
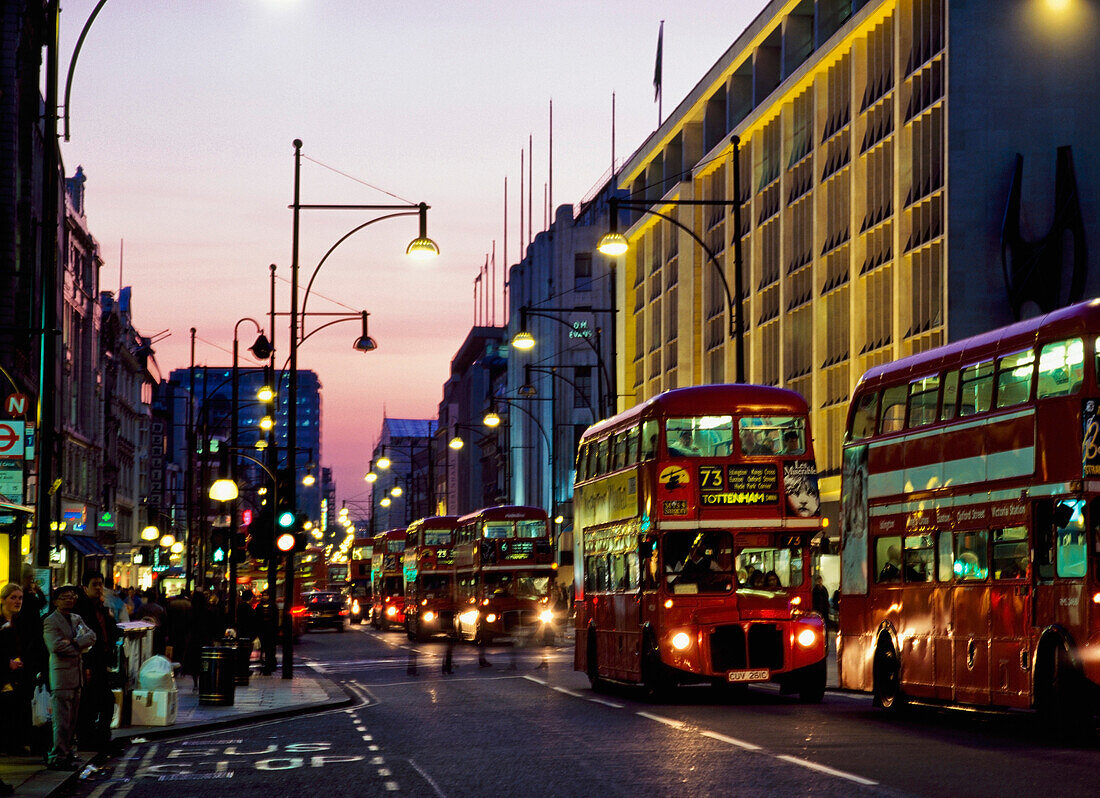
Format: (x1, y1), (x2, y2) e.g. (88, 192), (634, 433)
(669, 429), (701, 457)
(748, 571), (765, 588)
(764, 571), (781, 589)
(878, 546), (902, 582)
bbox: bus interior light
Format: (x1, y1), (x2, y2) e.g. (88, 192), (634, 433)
(671, 631), (692, 651)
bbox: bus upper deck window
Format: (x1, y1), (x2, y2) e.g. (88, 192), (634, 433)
(1038, 339), (1084, 398)
(879, 385), (908, 433)
(907, 374), (940, 428)
(640, 420), (658, 460)
(940, 370), (960, 421)
(995, 349), (1035, 409)
(959, 360), (994, 417)
(626, 426), (640, 464)
(848, 392), (879, 441)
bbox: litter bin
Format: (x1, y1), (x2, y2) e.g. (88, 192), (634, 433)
(223, 636), (253, 686)
(199, 645), (236, 706)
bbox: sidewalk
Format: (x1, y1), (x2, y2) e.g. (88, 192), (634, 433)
(1, 669), (350, 797)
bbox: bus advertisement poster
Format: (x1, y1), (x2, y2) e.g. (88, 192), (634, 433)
(1083, 398), (1100, 477)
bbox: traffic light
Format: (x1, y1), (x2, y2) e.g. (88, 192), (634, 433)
(248, 505), (274, 560)
(275, 467), (294, 526)
(230, 530), (248, 564)
(274, 512), (310, 554)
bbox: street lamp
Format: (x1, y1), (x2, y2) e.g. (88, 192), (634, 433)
(285, 138), (436, 678)
(140, 525), (160, 542)
(596, 135), (747, 382)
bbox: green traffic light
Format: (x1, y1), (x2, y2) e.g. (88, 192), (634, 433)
(277, 510), (295, 528)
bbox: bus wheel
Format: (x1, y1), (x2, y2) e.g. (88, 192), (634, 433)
(798, 659), (827, 704)
(1038, 643), (1087, 736)
(873, 640), (905, 710)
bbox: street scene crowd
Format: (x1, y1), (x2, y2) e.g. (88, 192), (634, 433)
(0, 570), (263, 795)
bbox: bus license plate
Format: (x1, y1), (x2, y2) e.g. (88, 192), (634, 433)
(727, 669), (769, 683)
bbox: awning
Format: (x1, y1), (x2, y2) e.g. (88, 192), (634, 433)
(0, 500), (34, 514)
(62, 534), (110, 557)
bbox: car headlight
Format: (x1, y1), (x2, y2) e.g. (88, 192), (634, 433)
(538, 609), (554, 624)
(423, 611), (436, 622)
(797, 628), (817, 648)
(485, 613), (497, 624)
(671, 631), (692, 651)
(459, 609), (479, 625)
(386, 605), (397, 617)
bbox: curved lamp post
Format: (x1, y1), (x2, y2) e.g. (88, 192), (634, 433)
(597, 135), (747, 383)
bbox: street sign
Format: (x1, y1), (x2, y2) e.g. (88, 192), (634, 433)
(0, 421), (24, 457)
(0, 460), (24, 504)
(5, 393), (27, 416)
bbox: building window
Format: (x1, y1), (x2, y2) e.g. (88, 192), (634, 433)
(574, 367), (592, 410)
(575, 253), (592, 292)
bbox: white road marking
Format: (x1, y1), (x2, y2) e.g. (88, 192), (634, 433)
(378, 767), (392, 776)
(409, 757), (448, 798)
(587, 697), (624, 708)
(699, 730), (762, 751)
(362, 735), (373, 741)
(384, 782), (400, 791)
(636, 711), (686, 729)
(775, 754), (878, 786)
(552, 685), (585, 698)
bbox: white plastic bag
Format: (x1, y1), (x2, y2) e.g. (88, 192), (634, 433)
(137, 655), (176, 691)
(32, 684), (52, 726)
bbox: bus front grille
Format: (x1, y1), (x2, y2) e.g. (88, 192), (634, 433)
(710, 623), (784, 672)
(503, 610), (536, 632)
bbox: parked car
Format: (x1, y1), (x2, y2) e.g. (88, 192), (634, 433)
(300, 591), (349, 632)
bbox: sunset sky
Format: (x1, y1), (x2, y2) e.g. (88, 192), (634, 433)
(56, 0), (770, 506)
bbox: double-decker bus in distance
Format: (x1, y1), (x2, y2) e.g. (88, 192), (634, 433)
(370, 529), (407, 630)
(348, 536), (374, 624)
(838, 298), (1100, 727)
(573, 385), (828, 699)
(453, 505), (556, 643)
(402, 515), (458, 641)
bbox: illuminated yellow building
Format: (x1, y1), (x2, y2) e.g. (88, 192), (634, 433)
(609, 0), (1100, 508)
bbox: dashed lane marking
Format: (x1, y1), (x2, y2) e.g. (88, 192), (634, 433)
(775, 754), (878, 786)
(636, 711), (687, 730)
(699, 730), (762, 751)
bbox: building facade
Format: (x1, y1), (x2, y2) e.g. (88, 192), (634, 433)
(613, 0), (1100, 520)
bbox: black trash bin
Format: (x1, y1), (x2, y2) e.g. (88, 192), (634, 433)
(224, 636), (253, 686)
(199, 645), (236, 706)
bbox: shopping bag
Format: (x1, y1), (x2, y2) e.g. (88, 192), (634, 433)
(31, 684), (52, 727)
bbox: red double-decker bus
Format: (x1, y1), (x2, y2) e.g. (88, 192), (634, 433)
(838, 299), (1100, 727)
(402, 515), (458, 641)
(573, 385), (827, 700)
(452, 505), (557, 643)
(348, 536), (374, 624)
(370, 529), (407, 631)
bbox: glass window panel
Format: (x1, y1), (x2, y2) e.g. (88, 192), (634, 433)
(517, 520), (546, 539)
(941, 370), (960, 421)
(995, 349), (1034, 408)
(903, 533), (935, 582)
(959, 360), (994, 417)
(1037, 339), (1084, 398)
(879, 386), (908, 433)
(666, 416), (734, 457)
(848, 391), (879, 441)
(739, 416), (806, 456)
(937, 530), (954, 581)
(1056, 499), (1087, 578)
(907, 374), (940, 428)
(596, 438), (610, 474)
(992, 526), (1028, 579)
(613, 432), (629, 469)
(954, 530), (988, 580)
(640, 421), (659, 460)
(626, 426), (640, 464)
(875, 536), (903, 583)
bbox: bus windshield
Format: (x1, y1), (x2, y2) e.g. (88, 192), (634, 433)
(736, 534), (805, 589)
(739, 416), (807, 456)
(379, 576), (402, 595)
(484, 573), (550, 600)
(663, 530), (736, 594)
(423, 529), (451, 546)
(419, 574), (451, 597)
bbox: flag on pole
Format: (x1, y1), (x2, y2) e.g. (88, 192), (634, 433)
(653, 20), (664, 102)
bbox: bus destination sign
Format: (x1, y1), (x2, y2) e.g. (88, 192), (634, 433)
(699, 464), (779, 505)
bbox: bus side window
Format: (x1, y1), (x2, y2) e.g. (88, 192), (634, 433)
(626, 550), (641, 590)
(992, 527), (1028, 579)
(576, 443), (588, 481)
(1037, 339), (1084, 398)
(626, 426), (640, 463)
(596, 438), (610, 475)
(848, 391), (879, 441)
(613, 431), (629, 470)
(907, 374), (940, 428)
(995, 349), (1034, 409)
(879, 386), (908, 434)
(641, 538), (659, 591)
(959, 360), (994, 417)
(954, 530), (989, 580)
(936, 530), (954, 581)
(874, 536), (903, 582)
(941, 370), (960, 421)
(640, 420), (658, 460)
(1055, 499), (1087, 578)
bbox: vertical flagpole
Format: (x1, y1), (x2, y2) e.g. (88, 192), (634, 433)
(528, 134), (533, 246)
(612, 92), (616, 181)
(549, 98), (553, 225)
(491, 241), (496, 326)
(655, 20), (664, 128)
(520, 151), (524, 257)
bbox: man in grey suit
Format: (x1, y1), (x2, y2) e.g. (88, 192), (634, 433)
(43, 585), (96, 770)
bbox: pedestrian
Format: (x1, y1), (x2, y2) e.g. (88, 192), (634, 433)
(256, 589), (275, 675)
(185, 591), (217, 691)
(132, 589), (167, 655)
(16, 566), (49, 755)
(236, 590), (257, 645)
(101, 574), (128, 623)
(0, 583), (31, 755)
(73, 570), (118, 753)
(43, 584), (96, 770)
(165, 589), (192, 672)
(812, 575), (832, 630)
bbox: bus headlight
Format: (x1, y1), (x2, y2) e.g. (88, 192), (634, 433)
(423, 611), (436, 623)
(351, 600), (360, 614)
(459, 609), (479, 625)
(386, 605), (397, 617)
(485, 613), (497, 624)
(797, 628), (817, 648)
(539, 609), (554, 624)
(671, 631), (692, 651)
